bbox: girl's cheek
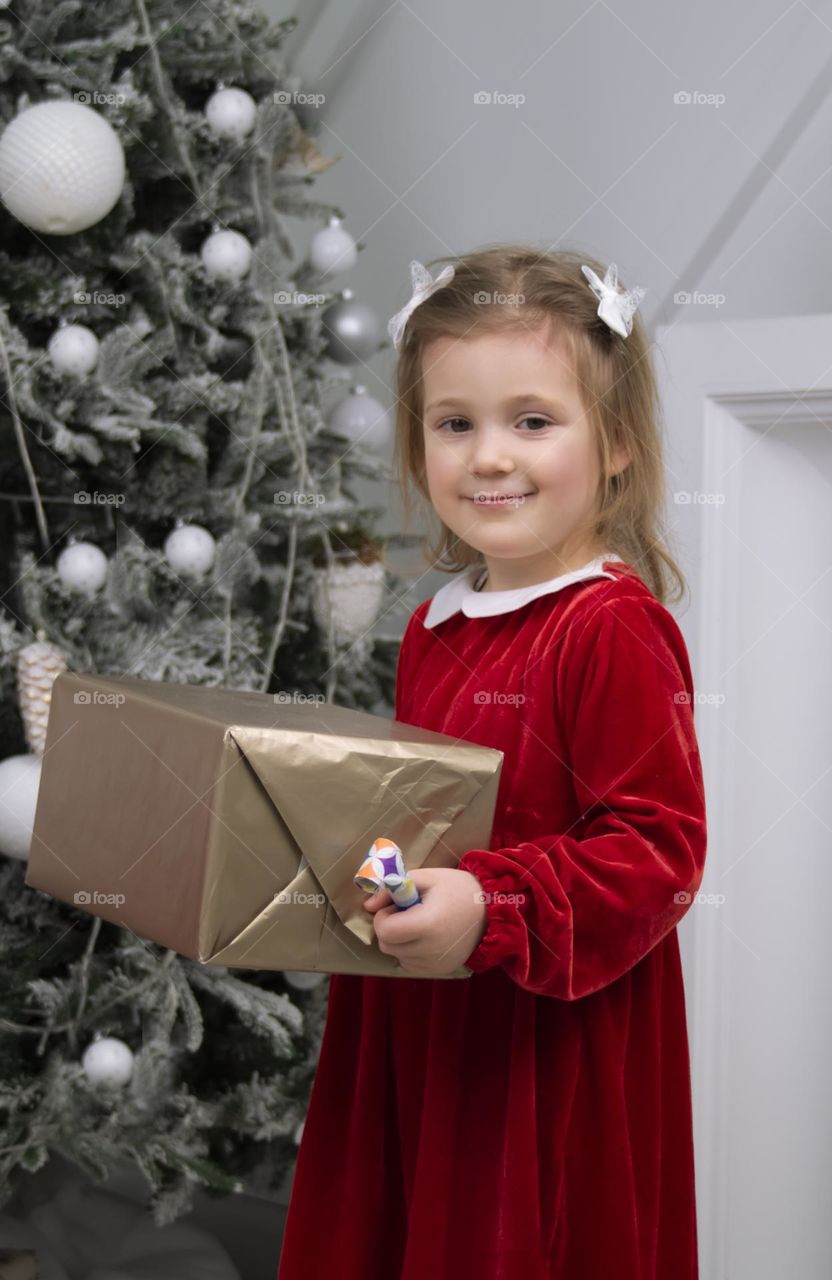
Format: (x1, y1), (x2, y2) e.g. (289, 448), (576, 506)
(535, 442), (590, 492)
(424, 441), (458, 484)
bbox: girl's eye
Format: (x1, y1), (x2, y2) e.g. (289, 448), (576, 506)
(437, 416), (554, 433)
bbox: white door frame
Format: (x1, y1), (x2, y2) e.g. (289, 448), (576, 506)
(657, 311), (832, 1280)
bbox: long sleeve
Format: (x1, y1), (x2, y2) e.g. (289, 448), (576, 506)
(456, 593), (708, 1000)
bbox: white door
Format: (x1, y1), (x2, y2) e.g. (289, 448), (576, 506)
(657, 313), (832, 1280)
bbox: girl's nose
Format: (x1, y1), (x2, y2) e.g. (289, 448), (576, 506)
(470, 426), (516, 474)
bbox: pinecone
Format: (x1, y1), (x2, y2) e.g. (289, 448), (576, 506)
(16, 636), (69, 757)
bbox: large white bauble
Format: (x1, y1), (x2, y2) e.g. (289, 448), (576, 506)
(47, 322), (99, 377)
(309, 216), (357, 275)
(200, 228), (253, 284)
(329, 385), (390, 450)
(56, 541), (108, 594)
(283, 970), (326, 990)
(0, 753), (41, 861)
(164, 523), (216, 578)
(81, 1035), (134, 1086)
(205, 85), (257, 139)
(0, 100), (126, 235)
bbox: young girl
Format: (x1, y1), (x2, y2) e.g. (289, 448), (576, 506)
(277, 246), (708, 1280)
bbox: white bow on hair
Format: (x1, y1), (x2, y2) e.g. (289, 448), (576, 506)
(580, 262), (646, 338)
(387, 259), (456, 351)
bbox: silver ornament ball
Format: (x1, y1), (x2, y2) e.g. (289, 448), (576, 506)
(322, 291), (380, 364)
(329, 385), (390, 450)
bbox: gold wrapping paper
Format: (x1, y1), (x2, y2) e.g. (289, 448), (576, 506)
(25, 671), (503, 979)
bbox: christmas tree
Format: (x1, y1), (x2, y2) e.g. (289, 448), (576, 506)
(0, 0), (405, 1228)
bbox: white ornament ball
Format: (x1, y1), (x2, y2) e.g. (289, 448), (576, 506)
(0, 100), (126, 235)
(283, 970), (326, 990)
(205, 86), (257, 140)
(81, 1036), (134, 1086)
(200, 228), (253, 284)
(56, 542), (108, 594)
(329, 385), (390, 451)
(47, 323), (99, 378)
(312, 559), (386, 647)
(164, 523), (216, 578)
(0, 753), (41, 861)
(310, 217), (357, 276)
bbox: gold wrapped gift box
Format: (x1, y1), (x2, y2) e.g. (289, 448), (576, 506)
(26, 671), (503, 979)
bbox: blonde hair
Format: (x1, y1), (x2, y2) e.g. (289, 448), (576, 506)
(391, 243), (687, 606)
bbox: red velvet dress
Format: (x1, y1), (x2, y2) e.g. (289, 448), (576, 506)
(277, 558), (708, 1280)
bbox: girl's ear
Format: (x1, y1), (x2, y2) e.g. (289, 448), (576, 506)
(609, 444), (632, 477)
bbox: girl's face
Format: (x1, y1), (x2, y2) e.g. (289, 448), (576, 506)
(420, 324), (629, 591)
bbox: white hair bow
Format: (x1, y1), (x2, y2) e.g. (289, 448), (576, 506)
(580, 262), (646, 338)
(388, 259), (456, 351)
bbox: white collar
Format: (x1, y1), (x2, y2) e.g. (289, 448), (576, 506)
(422, 554), (625, 629)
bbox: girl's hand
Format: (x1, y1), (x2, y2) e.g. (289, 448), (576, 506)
(362, 866), (488, 977)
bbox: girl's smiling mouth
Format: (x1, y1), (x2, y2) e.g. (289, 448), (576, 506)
(468, 492), (536, 507)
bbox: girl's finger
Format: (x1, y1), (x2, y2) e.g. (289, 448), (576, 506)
(363, 888), (393, 912)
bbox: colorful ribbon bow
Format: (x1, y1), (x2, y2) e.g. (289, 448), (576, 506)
(580, 262), (646, 338)
(387, 259), (456, 352)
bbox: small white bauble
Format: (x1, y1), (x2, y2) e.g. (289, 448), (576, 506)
(200, 228), (253, 284)
(56, 542), (108, 594)
(47, 323), (99, 378)
(283, 970), (326, 990)
(0, 100), (126, 235)
(164, 523), (216, 578)
(309, 216), (357, 276)
(329, 385), (390, 450)
(81, 1036), (134, 1086)
(0, 753), (41, 861)
(205, 86), (257, 140)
